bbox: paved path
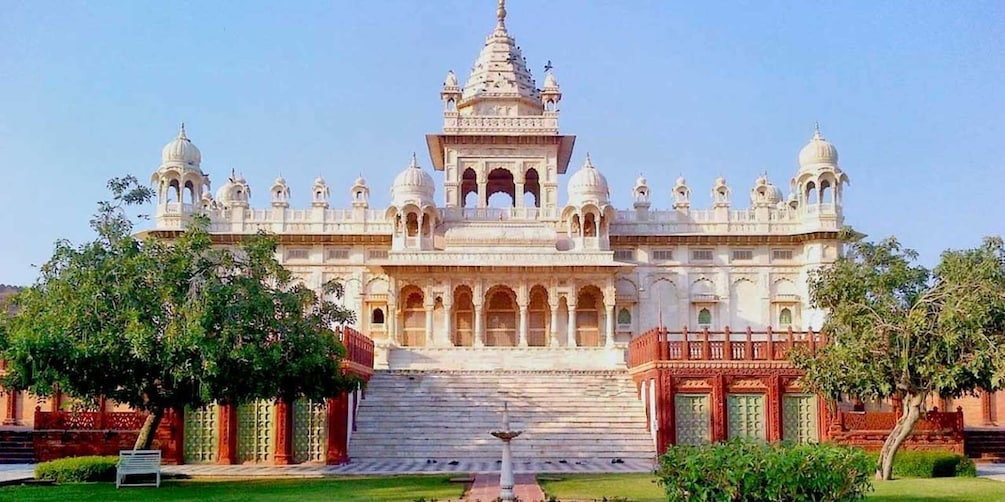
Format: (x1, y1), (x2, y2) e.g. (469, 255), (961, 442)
(163, 457), (654, 476)
(0, 464), (34, 485)
(464, 472), (545, 502)
(977, 463), (1005, 481)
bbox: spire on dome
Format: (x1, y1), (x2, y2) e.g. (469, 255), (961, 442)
(813, 121), (824, 140)
(178, 122), (187, 140)
(496, 0), (506, 31)
(583, 153), (594, 169)
(409, 152), (419, 169)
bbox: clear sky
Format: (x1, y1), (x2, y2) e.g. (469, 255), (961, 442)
(1, 1), (1002, 285)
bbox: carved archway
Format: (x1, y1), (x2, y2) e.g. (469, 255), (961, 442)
(485, 286), (517, 346)
(400, 286), (425, 347)
(452, 285), (474, 347)
(528, 285), (550, 347)
(576, 286), (602, 347)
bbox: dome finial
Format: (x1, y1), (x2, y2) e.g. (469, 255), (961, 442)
(409, 152), (419, 169)
(178, 122), (187, 140)
(584, 152), (594, 169)
(813, 121), (823, 140)
(496, 0), (507, 30)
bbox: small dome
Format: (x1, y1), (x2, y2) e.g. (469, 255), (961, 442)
(798, 125), (839, 168)
(444, 70), (458, 88)
(391, 153), (435, 206)
(314, 176), (327, 186)
(543, 72), (559, 89)
(567, 154), (610, 206)
(161, 124), (202, 167)
(752, 174), (783, 205)
(274, 175), (287, 186)
(354, 175), (367, 186)
(675, 175), (687, 187)
(714, 175), (726, 186)
(634, 174), (647, 187)
(215, 172), (250, 206)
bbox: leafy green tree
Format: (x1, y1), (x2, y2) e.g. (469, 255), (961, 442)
(0, 176), (357, 449)
(792, 230), (1005, 480)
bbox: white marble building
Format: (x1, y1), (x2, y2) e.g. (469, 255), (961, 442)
(147, 1), (849, 369)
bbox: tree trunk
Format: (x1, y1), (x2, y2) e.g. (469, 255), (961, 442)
(133, 405), (165, 450)
(877, 392), (926, 480)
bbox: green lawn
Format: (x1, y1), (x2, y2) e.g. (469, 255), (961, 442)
(0, 475), (464, 502)
(537, 473), (1005, 502)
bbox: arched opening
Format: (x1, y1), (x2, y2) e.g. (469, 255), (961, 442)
(167, 179), (180, 203)
(570, 214), (582, 235)
(405, 213), (419, 237)
(421, 211), (433, 237)
(184, 181), (196, 205)
(452, 286), (474, 347)
(820, 179), (833, 204)
(446, 98), (456, 112)
(460, 168), (478, 208)
(528, 285), (550, 347)
(485, 286), (517, 346)
(676, 188), (688, 204)
(486, 168), (515, 208)
(698, 307), (712, 327)
(617, 307), (632, 325)
(583, 213), (597, 237)
(371, 308), (385, 325)
(355, 190), (365, 202)
(545, 99), (556, 111)
(524, 168), (541, 208)
(778, 307), (793, 327)
(576, 287), (602, 346)
(716, 188), (728, 203)
(805, 181), (818, 204)
(401, 288), (425, 346)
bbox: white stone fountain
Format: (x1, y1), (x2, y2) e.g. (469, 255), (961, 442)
(490, 401), (523, 502)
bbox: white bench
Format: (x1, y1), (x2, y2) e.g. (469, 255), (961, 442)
(116, 449), (161, 488)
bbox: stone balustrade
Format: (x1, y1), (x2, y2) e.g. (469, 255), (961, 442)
(627, 326), (826, 367)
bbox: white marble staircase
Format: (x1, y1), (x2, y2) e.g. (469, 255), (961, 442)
(348, 370), (655, 464)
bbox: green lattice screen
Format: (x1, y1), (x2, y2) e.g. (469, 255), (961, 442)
(674, 394), (711, 445)
(727, 394), (766, 441)
(782, 394), (819, 444)
(293, 398), (328, 463)
(183, 404), (219, 464)
(237, 399), (274, 463)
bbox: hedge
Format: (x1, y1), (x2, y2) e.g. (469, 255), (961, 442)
(868, 450), (976, 478)
(34, 455), (119, 483)
(657, 439), (873, 502)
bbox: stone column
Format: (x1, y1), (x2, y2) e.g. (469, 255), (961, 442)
(549, 306), (560, 347)
(474, 302), (485, 347)
(3, 391), (18, 425)
(217, 403), (238, 465)
(515, 182), (525, 208)
(443, 297), (454, 347)
(605, 304), (616, 347)
(567, 301), (578, 348)
(327, 393), (350, 465)
(478, 182), (488, 208)
(424, 302), (434, 347)
(273, 398), (293, 465)
(518, 303), (529, 347)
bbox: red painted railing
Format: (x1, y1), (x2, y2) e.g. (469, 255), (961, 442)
(627, 326), (827, 367)
(338, 326), (374, 370)
(835, 407), (964, 433)
(34, 407), (147, 430)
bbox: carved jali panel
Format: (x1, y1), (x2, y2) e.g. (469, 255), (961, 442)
(782, 394), (819, 444)
(293, 398), (328, 463)
(183, 404), (219, 464)
(727, 394), (766, 441)
(674, 394), (711, 446)
(237, 399), (274, 463)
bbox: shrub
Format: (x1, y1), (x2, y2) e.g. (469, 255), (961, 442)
(867, 450), (976, 478)
(657, 439), (873, 502)
(35, 455), (119, 483)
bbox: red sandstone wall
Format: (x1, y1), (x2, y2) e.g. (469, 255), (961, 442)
(32, 410), (182, 464)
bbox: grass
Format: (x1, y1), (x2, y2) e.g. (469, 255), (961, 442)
(0, 475), (464, 502)
(537, 473), (1005, 502)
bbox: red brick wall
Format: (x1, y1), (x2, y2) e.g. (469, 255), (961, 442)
(33, 409), (182, 464)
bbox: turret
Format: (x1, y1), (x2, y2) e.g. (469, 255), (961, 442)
(791, 124), (850, 219)
(151, 124), (209, 228)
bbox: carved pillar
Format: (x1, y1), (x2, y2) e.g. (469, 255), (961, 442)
(473, 302), (485, 347)
(982, 390), (995, 426)
(478, 181), (488, 208)
(766, 375), (782, 442)
(2, 390), (17, 425)
(711, 375), (726, 442)
(518, 304), (529, 347)
(327, 393), (350, 465)
(443, 297), (454, 347)
(605, 304), (616, 347)
(567, 301), (578, 348)
(515, 182), (525, 208)
(424, 301), (434, 347)
(549, 292), (561, 347)
(656, 371), (675, 453)
(217, 403), (238, 465)
(273, 398), (293, 465)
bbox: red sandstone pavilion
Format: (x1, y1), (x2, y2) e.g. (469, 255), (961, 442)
(0, 1), (1002, 466)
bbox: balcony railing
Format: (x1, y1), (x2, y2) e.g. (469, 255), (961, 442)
(627, 326), (827, 367)
(338, 326), (375, 372)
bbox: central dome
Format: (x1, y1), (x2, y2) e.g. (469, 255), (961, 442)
(567, 154), (609, 206)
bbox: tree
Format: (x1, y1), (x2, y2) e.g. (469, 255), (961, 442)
(792, 230), (1005, 480)
(0, 176), (358, 450)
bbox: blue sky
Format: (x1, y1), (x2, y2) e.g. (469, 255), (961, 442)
(1, 1), (1002, 285)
